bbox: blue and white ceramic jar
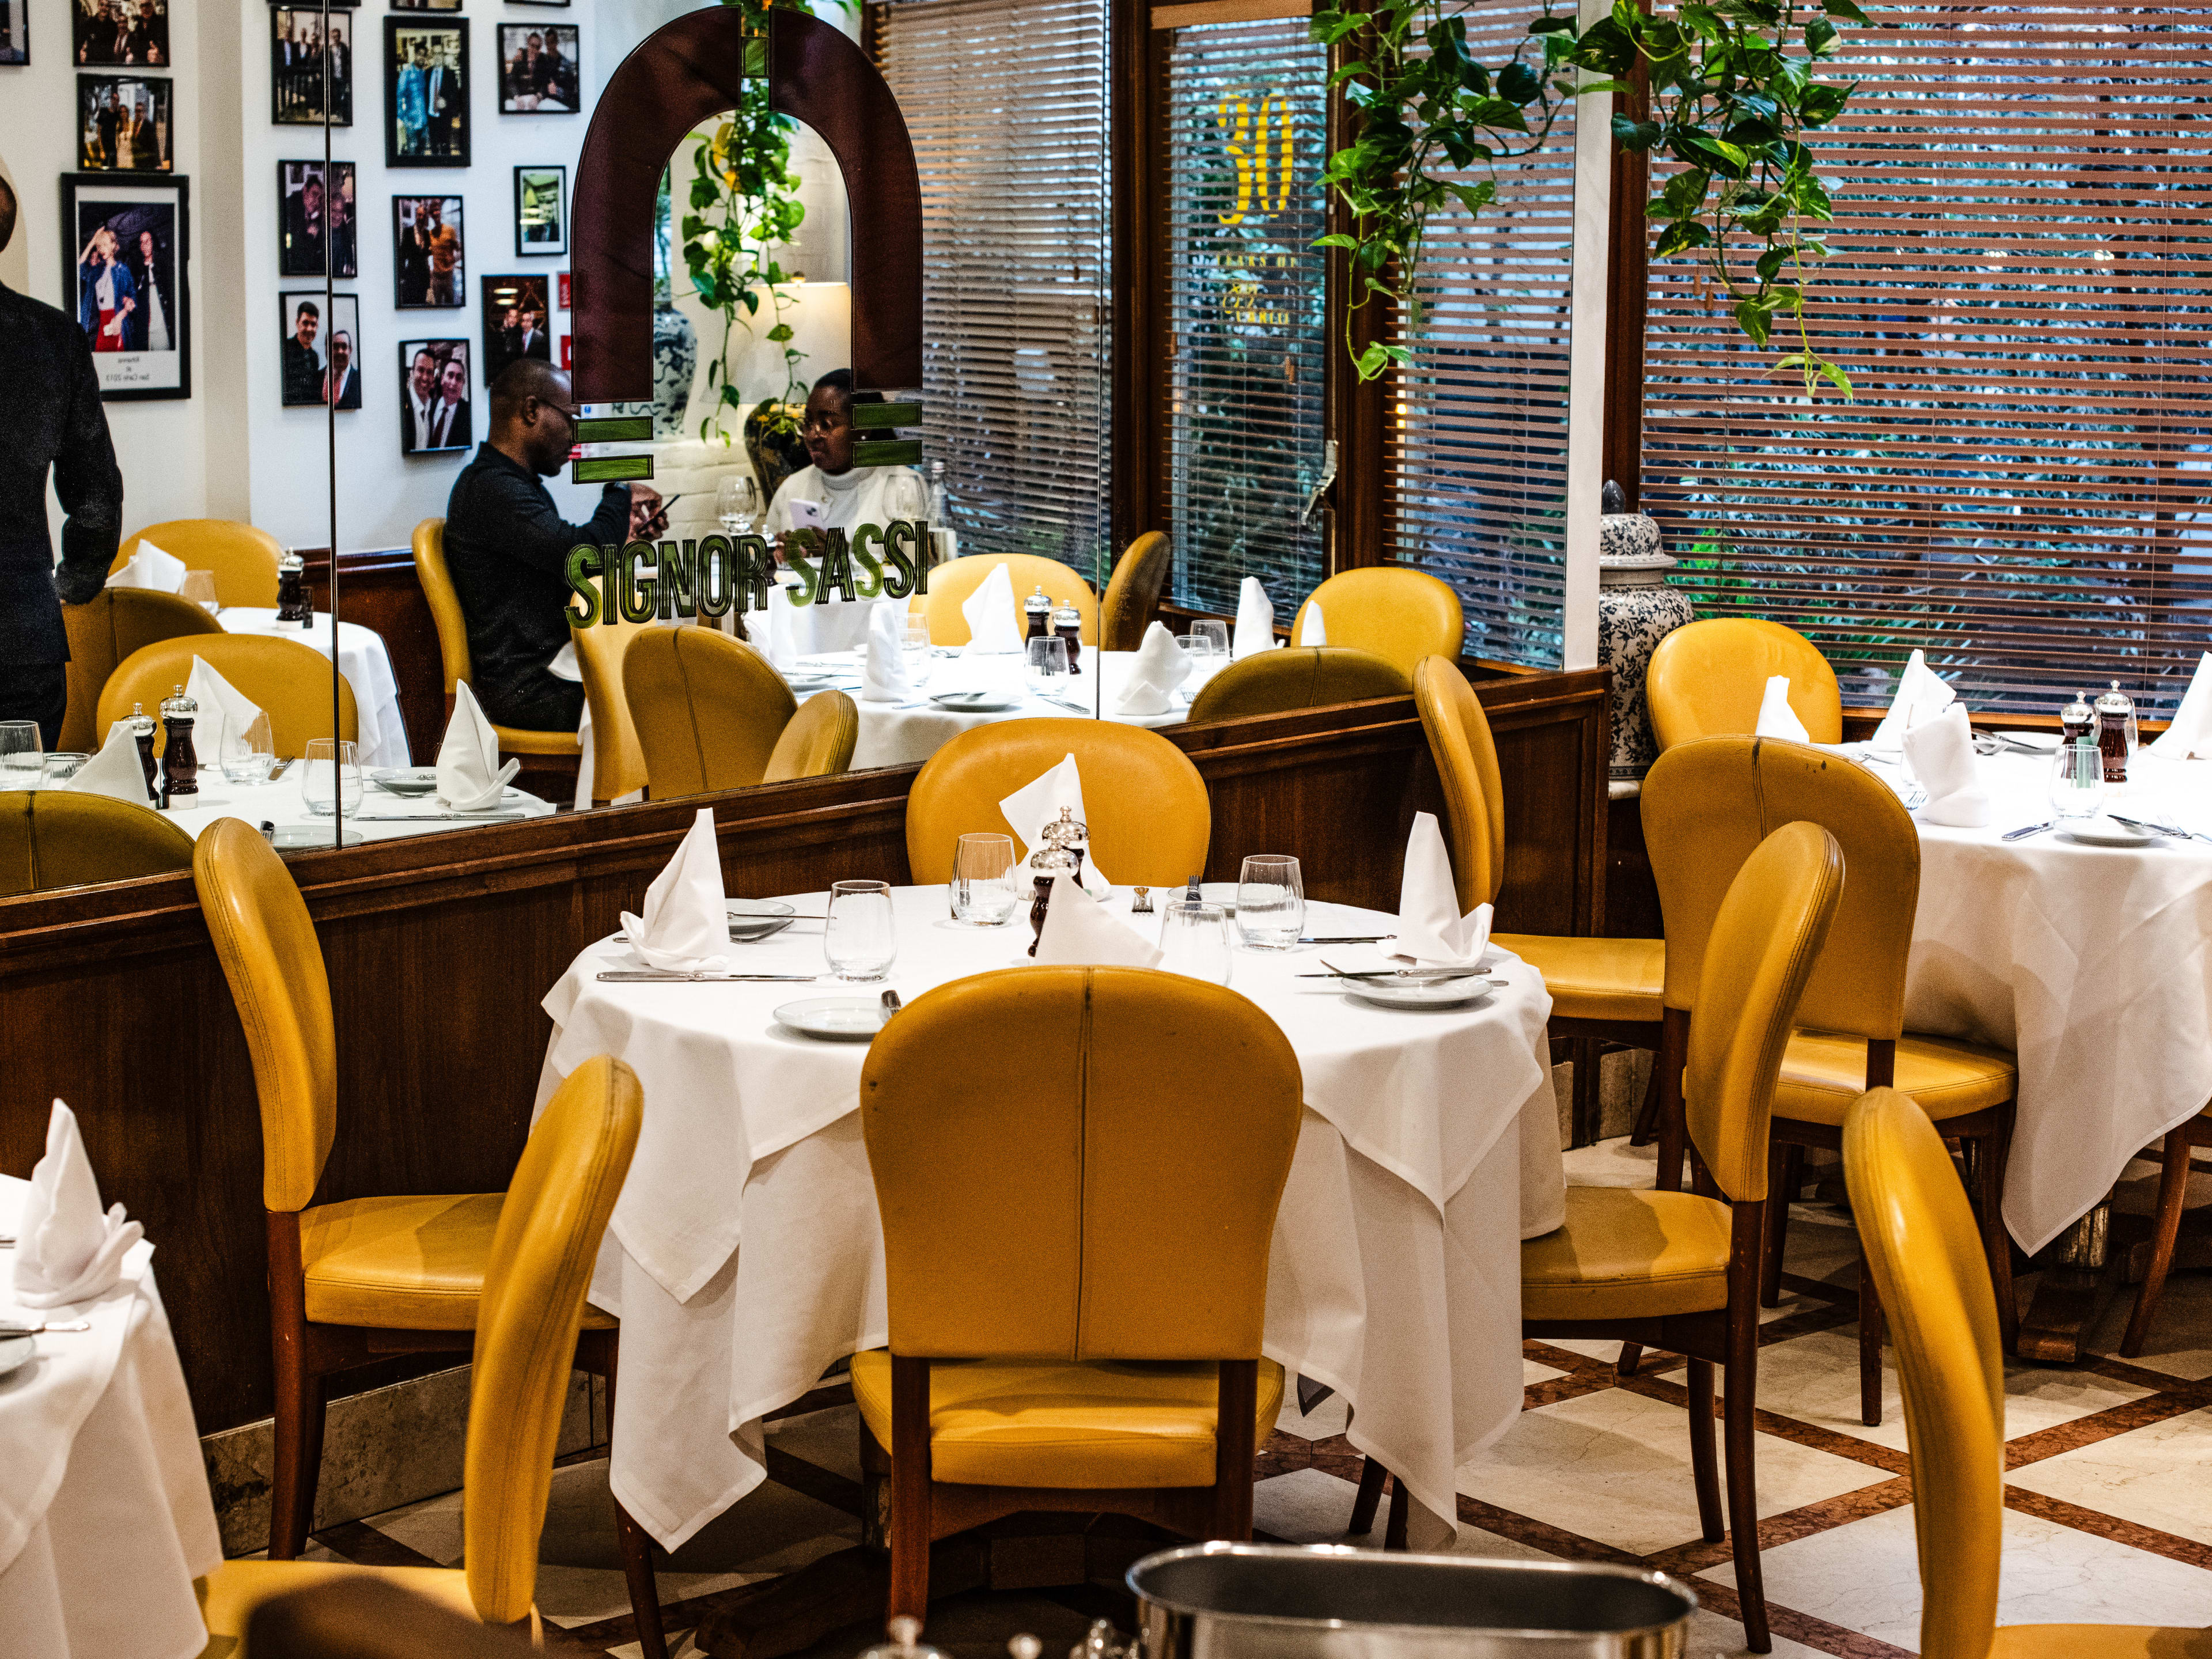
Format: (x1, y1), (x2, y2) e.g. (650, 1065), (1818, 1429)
(1597, 487), (1694, 784)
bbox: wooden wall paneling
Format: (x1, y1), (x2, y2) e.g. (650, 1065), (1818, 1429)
(1111, 0), (1167, 551)
(1601, 17), (1651, 509)
(0, 676), (1604, 1435)
(1324, 28), (1388, 571)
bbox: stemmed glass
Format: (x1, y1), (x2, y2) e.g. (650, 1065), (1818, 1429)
(825, 879), (899, 980)
(883, 468), (929, 525)
(951, 833), (1020, 926)
(180, 571), (221, 615)
(300, 738), (363, 816)
(717, 475), (762, 537)
(0, 722), (43, 790)
(1158, 900), (1234, 984)
(1234, 854), (1305, 951)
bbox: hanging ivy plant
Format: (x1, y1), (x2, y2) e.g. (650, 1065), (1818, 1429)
(681, 0), (851, 445)
(1310, 0), (1863, 399)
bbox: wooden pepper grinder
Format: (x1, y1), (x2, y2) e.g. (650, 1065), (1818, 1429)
(158, 684), (199, 808)
(127, 702), (158, 801)
(1025, 806), (1089, 957)
(276, 547), (310, 623)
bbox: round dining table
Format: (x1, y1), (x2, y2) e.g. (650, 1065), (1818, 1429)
(0, 1177), (221, 1659)
(535, 887), (1563, 1554)
(217, 607), (411, 771)
(125, 771), (558, 847)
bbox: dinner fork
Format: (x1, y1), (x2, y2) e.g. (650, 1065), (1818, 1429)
(0, 1320), (93, 1336)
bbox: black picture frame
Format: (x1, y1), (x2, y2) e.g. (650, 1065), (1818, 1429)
(391, 0), (461, 13)
(495, 23), (577, 115)
(512, 162), (565, 257)
(278, 159), (358, 278)
(71, 0), (166, 67)
(385, 17), (469, 168)
(61, 172), (190, 402)
(279, 291), (362, 409)
(1, 0), (28, 65)
(479, 272), (552, 387)
(399, 338), (472, 455)
(77, 73), (172, 172)
(270, 7), (352, 128)
(392, 193), (464, 309)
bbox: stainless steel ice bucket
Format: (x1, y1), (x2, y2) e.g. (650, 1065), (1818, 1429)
(1127, 1543), (1696, 1659)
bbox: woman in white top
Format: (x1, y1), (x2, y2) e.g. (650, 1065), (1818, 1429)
(762, 368), (919, 556)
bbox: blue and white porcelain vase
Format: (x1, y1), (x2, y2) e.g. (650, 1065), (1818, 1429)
(1596, 482), (1694, 784)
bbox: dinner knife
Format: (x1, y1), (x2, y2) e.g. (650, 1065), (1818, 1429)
(349, 811), (529, 823)
(2001, 821), (2054, 841)
(597, 970), (821, 982)
(1300, 934), (1390, 944)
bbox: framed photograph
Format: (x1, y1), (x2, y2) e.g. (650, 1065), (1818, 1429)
(513, 163), (565, 257)
(479, 273), (551, 387)
(1, 0), (29, 66)
(72, 0), (165, 67)
(391, 0), (460, 12)
(392, 193), (463, 309)
(497, 23), (577, 114)
(557, 270), (570, 309)
(77, 74), (170, 172)
(559, 333), (569, 369)
(270, 8), (351, 128)
(399, 338), (471, 456)
(62, 173), (188, 400)
(279, 291), (361, 410)
(386, 18), (468, 167)
(278, 160), (357, 278)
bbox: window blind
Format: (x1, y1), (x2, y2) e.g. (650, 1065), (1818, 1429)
(1642, 5), (2212, 715)
(1383, 0), (1580, 666)
(879, 0), (1112, 574)
(1160, 18), (1330, 620)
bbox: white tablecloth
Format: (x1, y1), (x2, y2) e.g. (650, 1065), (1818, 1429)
(0, 1178), (220, 1659)
(535, 891), (1562, 1554)
(1907, 748), (2212, 1253)
(218, 608), (410, 770)
(148, 771), (555, 845)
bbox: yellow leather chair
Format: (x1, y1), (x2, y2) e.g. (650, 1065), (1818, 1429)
(100, 635), (358, 760)
(2120, 1105), (2212, 1358)
(412, 518), (584, 763)
(854, 964), (1302, 1619)
(624, 625), (798, 797)
(1186, 646), (1408, 724)
(1643, 737), (2018, 1423)
(1412, 655), (1667, 1127)
(1290, 566), (1465, 677)
(1844, 1088), (2212, 1659)
(764, 689), (859, 782)
(114, 519), (283, 609)
(0, 791), (193, 894)
(191, 819), (666, 1657)
(570, 615), (657, 805)
(60, 585), (225, 753)
(904, 718), (1209, 887)
(193, 1054), (645, 1657)
(1645, 618), (1842, 752)
(915, 554), (1098, 647)
(1100, 532), (1171, 652)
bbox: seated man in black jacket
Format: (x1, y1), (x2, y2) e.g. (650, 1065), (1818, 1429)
(442, 358), (662, 733)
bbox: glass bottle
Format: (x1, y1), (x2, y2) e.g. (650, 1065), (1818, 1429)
(927, 460), (956, 562)
(276, 547), (309, 622)
(2060, 690), (2096, 749)
(127, 702), (158, 801)
(2094, 681), (2135, 784)
(1052, 603), (1083, 674)
(159, 684), (199, 807)
(1024, 585), (1052, 644)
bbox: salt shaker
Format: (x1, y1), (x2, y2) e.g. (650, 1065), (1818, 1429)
(158, 684), (199, 808)
(1025, 585), (1052, 643)
(2094, 681), (2135, 784)
(127, 701), (158, 801)
(1026, 806), (1089, 956)
(276, 547), (310, 623)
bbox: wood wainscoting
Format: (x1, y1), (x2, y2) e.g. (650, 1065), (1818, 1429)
(0, 668), (1605, 1434)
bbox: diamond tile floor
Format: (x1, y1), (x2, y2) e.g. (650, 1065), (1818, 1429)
(294, 1146), (2212, 1657)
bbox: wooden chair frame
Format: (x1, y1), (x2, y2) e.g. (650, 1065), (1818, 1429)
(2121, 1108), (2212, 1358)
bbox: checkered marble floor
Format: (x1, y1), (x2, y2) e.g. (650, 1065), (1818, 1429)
(299, 1144), (2212, 1658)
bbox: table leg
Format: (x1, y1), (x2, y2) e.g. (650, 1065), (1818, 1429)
(2016, 1197), (2119, 1365)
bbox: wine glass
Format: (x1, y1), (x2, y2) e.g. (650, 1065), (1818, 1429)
(180, 570), (221, 615)
(1158, 900), (1234, 984)
(0, 721), (43, 790)
(951, 832), (1020, 926)
(300, 738), (364, 816)
(2049, 739), (2105, 821)
(824, 879), (898, 981)
(1234, 854), (1305, 951)
(221, 713), (278, 785)
(717, 474), (761, 536)
(883, 468), (928, 524)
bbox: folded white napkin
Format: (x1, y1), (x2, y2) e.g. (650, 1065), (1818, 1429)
(764, 581), (804, 671)
(65, 722), (153, 805)
(108, 540), (185, 593)
(13, 1100), (143, 1309)
(861, 601), (918, 704)
(1114, 621), (1191, 717)
(620, 806), (730, 971)
(2149, 653), (2212, 759)
(184, 654), (266, 770)
(1754, 675), (1810, 743)
(1869, 649), (1956, 751)
(1032, 873), (1163, 968)
(1298, 600), (1327, 647)
(1901, 705), (1990, 828)
(1233, 576), (1279, 660)
(1388, 810), (1494, 969)
(963, 562), (1024, 655)
(437, 681), (522, 811)
(999, 753), (1113, 897)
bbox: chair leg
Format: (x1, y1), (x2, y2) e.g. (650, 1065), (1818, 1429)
(887, 1357), (931, 1623)
(1628, 1042), (1664, 1146)
(1858, 1241), (1885, 1427)
(1654, 1009), (1690, 1193)
(2122, 1127), (2196, 1358)
(1977, 1118), (2019, 1352)
(1724, 1327), (1770, 1653)
(1686, 1358), (1722, 1543)
(1210, 1360), (1259, 1541)
(1759, 1148), (1801, 1309)
(600, 1353), (669, 1659)
(1349, 1457), (1388, 1535)
(1384, 1472), (1411, 1551)
(1616, 1341), (1644, 1378)
(270, 1354), (325, 1559)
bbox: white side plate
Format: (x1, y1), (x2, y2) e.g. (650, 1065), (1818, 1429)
(774, 997), (889, 1041)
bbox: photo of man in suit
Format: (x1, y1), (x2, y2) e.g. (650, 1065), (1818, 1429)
(280, 165), (325, 275)
(400, 341), (470, 454)
(325, 329), (361, 411)
(282, 299), (323, 405)
(389, 22), (467, 165)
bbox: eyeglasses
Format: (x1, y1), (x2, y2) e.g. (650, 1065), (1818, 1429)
(538, 398), (582, 427)
(800, 411), (849, 435)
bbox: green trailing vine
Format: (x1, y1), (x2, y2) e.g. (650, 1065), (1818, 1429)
(681, 0), (853, 445)
(1310, 0), (1863, 399)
